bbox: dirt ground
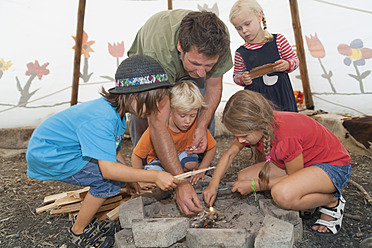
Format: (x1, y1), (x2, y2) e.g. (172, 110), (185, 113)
(0, 135), (371, 248)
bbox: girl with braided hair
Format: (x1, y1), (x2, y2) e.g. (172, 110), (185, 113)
(203, 90), (351, 236)
(230, 0), (299, 112)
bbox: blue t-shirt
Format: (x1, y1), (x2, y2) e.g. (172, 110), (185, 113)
(26, 97), (127, 181)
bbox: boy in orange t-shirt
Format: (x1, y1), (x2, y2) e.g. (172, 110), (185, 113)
(132, 81), (216, 187)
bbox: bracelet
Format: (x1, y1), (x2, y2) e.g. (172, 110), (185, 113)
(258, 179), (262, 191)
(251, 179), (257, 202)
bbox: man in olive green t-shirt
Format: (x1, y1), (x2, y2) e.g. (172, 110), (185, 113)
(127, 10), (233, 215)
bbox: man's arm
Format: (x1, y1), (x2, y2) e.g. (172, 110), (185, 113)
(190, 76), (223, 153)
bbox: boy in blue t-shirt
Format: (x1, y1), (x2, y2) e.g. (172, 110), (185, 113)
(26, 55), (179, 247)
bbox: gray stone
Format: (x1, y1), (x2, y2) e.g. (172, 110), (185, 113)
(141, 187), (172, 206)
(114, 229), (135, 248)
(360, 236), (372, 248)
(186, 228), (254, 248)
(118, 196), (144, 229)
(132, 217), (189, 247)
(255, 215), (294, 248)
(259, 199), (303, 241)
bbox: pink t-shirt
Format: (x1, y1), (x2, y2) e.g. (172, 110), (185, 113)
(243, 111), (350, 168)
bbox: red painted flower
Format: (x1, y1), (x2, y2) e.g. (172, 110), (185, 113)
(72, 31), (95, 58)
(305, 33), (325, 58)
(108, 41), (124, 58)
(25, 60), (50, 80)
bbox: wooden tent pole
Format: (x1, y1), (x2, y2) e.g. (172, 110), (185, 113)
(168, 0), (172, 10)
(71, 0), (86, 106)
(288, 0), (314, 109)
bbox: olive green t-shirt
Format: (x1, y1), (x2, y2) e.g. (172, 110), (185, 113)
(127, 9), (233, 83)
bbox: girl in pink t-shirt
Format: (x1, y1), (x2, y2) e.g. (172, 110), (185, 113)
(204, 90), (351, 236)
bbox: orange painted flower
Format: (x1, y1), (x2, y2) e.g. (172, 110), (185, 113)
(25, 60), (50, 80)
(0, 58), (12, 71)
(108, 41), (124, 58)
(305, 33), (325, 58)
(72, 31), (95, 58)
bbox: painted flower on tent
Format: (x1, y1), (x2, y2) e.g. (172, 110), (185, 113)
(0, 58), (12, 71)
(25, 60), (50, 80)
(108, 41), (124, 58)
(72, 31), (95, 58)
(305, 33), (325, 58)
(337, 39), (372, 66)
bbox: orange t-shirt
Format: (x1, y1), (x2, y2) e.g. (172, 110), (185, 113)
(134, 119), (216, 164)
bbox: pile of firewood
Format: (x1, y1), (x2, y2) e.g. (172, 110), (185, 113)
(36, 187), (132, 221)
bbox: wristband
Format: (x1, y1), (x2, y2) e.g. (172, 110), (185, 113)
(251, 179), (257, 202)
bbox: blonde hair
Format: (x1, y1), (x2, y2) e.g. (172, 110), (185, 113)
(222, 90), (275, 186)
(170, 80), (206, 112)
(229, 0), (273, 43)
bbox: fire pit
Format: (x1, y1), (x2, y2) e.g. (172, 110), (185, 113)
(116, 179), (303, 248)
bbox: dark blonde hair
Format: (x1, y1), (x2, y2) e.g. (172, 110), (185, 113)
(222, 90), (275, 186)
(229, 0), (273, 43)
(100, 87), (169, 118)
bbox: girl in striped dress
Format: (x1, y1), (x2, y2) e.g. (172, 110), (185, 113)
(230, 0), (299, 112)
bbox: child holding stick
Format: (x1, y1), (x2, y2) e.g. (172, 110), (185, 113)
(132, 81), (216, 187)
(230, 0), (299, 112)
(204, 90), (351, 236)
(26, 55), (179, 247)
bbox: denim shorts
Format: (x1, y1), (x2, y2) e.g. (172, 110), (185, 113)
(60, 159), (125, 198)
(311, 163), (352, 198)
(144, 151), (199, 171)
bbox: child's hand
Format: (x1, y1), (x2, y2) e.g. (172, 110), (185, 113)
(231, 180), (253, 195)
(203, 185), (218, 207)
(138, 182), (157, 190)
(241, 71), (252, 86)
(190, 172), (205, 185)
(125, 182), (141, 195)
(273, 59), (290, 72)
(155, 171), (179, 191)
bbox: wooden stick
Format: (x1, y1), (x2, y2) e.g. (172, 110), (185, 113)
(175, 167), (216, 180)
(350, 179), (372, 205)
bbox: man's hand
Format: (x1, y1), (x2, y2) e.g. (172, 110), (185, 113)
(187, 127), (207, 154)
(175, 180), (203, 215)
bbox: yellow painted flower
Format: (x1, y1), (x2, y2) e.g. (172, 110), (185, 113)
(72, 31), (95, 58)
(0, 58), (12, 71)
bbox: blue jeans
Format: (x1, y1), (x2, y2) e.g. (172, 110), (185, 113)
(60, 159), (125, 198)
(144, 151), (199, 171)
(311, 163), (352, 198)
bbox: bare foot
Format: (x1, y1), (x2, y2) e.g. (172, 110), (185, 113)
(312, 198), (339, 233)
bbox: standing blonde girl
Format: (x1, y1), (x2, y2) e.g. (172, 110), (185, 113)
(203, 90), (351, 236)
(230, 0), (299, 112)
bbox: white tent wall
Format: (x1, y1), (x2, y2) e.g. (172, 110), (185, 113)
(0, 0), (371, 128)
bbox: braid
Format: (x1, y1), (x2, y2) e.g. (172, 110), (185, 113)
(261, 13), (273, 43)
(258, 126), (273, 189)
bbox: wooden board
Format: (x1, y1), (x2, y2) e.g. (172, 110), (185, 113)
(249, 63), (275, 79)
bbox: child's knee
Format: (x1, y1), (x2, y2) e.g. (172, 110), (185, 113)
(271, 184), (294, 209)
(184, 161), (198, 172)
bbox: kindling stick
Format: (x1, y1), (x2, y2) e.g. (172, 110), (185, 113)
(175, 167), (216, 180)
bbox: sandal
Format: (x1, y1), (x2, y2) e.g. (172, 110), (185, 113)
(312, 195), (346, 236)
